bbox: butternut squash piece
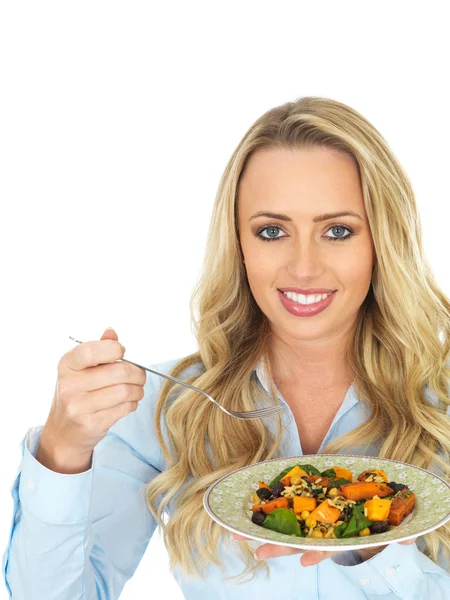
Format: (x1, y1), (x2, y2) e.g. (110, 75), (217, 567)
(285, 465), (309, 479)
(357, 469), (388, 483)
(252, 497), (289, 514)
(309, 499), (341, 524)
(331, 467), (353, 481)
(293, 496), (317, 514)
(364, 498), (392, 521)
(280, 465), (308, 486)
(280, 476), (291, 486)
(258, 481), (272, 490)
(387, 489), (416, 526)
(339, 481), (394, 501)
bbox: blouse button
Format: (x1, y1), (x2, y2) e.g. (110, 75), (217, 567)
(385, 567), (396, 577)
(358, 577), (371, 585)
(26, 480), (35, 490)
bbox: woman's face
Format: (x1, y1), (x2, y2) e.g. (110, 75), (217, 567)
(237, 146), (375, 345)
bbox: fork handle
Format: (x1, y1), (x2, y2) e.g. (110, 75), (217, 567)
(120, 358), (224, 412)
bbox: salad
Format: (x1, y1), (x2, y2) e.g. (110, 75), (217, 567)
(251, 463), (416, 539)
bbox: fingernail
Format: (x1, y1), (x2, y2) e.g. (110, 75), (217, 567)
(254, 552), (263, 561)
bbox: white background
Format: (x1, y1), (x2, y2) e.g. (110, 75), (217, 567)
(1, 2), (449, 598)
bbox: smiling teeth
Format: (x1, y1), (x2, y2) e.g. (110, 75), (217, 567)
(283, 291), (332, 305)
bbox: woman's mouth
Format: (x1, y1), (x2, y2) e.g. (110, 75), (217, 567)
(278, 289), (337, 317)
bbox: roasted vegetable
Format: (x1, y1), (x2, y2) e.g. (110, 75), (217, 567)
(293, 496), (317, 514)
(252, 497), (289, 514)
(364, 498), (392, 521)
(304, 475), (337, 488)
(339, 481), (394, 501)
(331, 467), (353, 481)
(269, 465), (298, 488)
(309, 499), (341, 524)
(269, 464), (321, 487)
(358, 469), (388, 483)
(387, 489), (416, 526)
(258, 481), (271, 490)
(280, 465), (308, 486)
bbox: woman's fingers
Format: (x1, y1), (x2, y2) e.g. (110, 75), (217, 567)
(233, 532), (418, 566)
(254, 543), (304, 560)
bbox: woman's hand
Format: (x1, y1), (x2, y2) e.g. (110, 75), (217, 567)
(233, 533), (417, 566)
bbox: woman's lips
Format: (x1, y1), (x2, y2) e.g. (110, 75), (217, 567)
(278, 289), (337, 317)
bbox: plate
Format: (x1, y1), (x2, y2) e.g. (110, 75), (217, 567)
(203, 454), (450, 552)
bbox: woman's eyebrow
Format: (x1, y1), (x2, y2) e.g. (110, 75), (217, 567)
(248, 210), (363, 223)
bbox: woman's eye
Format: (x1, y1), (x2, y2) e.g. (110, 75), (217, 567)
(255, 224), (354, 243)
(324, 225), (354, 242)
(256, 226), (286, 241)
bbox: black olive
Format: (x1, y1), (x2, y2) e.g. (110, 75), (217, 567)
(369, 521), (390, 534)
(387, 482), (409, 494)
(271, 482), (285, 497)
(251, 511), (266, 526)
(256, 488), (272, 501)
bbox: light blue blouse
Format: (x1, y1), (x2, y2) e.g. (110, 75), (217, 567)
(3, 356), (450, 599)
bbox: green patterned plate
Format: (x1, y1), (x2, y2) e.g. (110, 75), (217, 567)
(203, 454), (450, 552)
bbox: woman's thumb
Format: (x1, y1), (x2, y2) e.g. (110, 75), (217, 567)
(101, 327), (119, 342)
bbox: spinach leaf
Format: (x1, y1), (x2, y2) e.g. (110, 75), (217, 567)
(261, 508), (303, 536)
(268, 463), (322, 488)
(328, 478), (352, 488)
(298, 464), (321, 476)
(320, 468), (337, 478)
(334, 503), (372, 538)
(269, 465), (298, 488)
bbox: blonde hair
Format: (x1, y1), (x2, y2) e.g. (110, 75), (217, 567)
(145, 96), (450, 583)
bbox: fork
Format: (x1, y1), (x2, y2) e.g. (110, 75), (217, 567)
(69, 337), (286, 420)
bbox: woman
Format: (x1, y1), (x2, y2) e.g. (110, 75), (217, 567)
(4, 96), (450, 599)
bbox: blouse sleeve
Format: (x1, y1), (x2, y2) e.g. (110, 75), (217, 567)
(2, 361), (168, 600)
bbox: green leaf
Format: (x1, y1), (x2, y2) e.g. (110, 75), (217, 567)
(298, 464), (321, 476)
(268, 465), (298, 488)
(334, 503), (372, 538)
(261, 508), (302, 536)
(320, 468), (337, 478)
(269, 463), (324, 488)
(328, 478), (352, 488)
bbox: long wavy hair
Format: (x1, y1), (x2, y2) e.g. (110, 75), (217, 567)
(145, 96), (450, 583)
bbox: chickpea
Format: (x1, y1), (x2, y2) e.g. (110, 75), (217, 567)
(328, 487), (340, 497)
(305, 516), (317, 528)
(291, 475), (302, 485)
(300, 510), (310, 520)
(359, 527), (371, 537)
(311, 530), (324, 538)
